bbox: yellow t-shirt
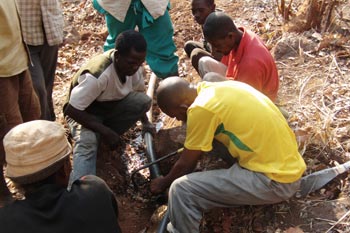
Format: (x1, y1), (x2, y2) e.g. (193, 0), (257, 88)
(184, 81), (306, 183)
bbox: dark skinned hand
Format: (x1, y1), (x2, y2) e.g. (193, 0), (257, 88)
(142, 120), (156, 136)
(101, 128), (121, 150)
(150, 176), (167, 194)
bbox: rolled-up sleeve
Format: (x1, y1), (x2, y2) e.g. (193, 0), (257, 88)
(69, 74), (102, 111)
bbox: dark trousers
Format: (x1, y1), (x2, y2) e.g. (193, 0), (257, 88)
(28, 43), (59, 121)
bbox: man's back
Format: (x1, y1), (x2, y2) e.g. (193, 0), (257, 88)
(0, 175), (121, 233)
(185, 81), (305, 183)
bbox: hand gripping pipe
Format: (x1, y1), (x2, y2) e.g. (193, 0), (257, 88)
(140, 73), (175, 233)
(131, 148), (184, 191)
(144, 73), (162, 179)
(132, 72), (182, 190)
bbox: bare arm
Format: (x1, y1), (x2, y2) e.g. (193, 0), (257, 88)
(140, 113), (151, 126)
(65, 104), (121, 149)
(150, 148), (202, 194)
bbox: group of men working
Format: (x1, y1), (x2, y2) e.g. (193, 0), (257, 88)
(0, 0), (307, 232)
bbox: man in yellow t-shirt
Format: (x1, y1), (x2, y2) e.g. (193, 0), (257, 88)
(150, 77), (306, 233)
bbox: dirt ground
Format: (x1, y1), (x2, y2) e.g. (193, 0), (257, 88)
(51, 0), (350, 232)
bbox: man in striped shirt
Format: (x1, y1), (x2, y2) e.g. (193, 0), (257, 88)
(16, 0), (64, 120)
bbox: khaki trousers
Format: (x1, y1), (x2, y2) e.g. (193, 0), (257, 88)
(167, 163), (301, 233)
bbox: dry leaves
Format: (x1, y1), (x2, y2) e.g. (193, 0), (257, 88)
(285, 226), (304, 233)
(53, 0), (350, 232)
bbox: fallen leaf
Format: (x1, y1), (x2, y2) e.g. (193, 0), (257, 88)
(285, 226), (304, 233)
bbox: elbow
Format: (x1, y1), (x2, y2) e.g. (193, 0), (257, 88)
(64, 104), (81, 120)
(64, 104), (73, 117)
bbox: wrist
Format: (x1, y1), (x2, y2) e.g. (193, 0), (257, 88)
(100, 126), (117, 137)
(160, 176), (172, 191)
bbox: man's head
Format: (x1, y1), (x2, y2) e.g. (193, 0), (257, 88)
(4, 120), (72, 185)
(114, 30), (147, 76)
(203, 12), (242, 55)
(156, 77), (197, 122)
(191, 0), (215, 25)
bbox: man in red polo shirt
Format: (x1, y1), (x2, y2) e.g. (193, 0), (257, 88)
(198, 12), (279, 102)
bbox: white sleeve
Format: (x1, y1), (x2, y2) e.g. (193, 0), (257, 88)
(69, 73), (102, 111)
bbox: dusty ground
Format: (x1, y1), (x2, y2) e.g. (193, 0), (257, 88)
(52, 0), (350, 232)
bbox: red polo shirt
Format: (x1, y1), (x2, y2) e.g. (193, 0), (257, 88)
(221, 27), (279, 101)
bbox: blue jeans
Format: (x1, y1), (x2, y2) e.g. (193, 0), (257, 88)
(67, 92), (151, 187)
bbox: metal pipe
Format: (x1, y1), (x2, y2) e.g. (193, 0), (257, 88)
(143, 72), (171, 233)
(131, 148), (184, 190)
(157, 210), (169, 233)
(144, 132), (162, 179)
(144, 72), (161, 179)
(146, 73), (157, 122)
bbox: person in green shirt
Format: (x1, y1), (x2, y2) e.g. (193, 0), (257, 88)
(93, 0), (179, 78)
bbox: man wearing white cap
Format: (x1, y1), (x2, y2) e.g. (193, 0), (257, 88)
(0, 120), (121, 233)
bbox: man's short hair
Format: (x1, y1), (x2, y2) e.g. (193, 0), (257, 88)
(192, 0), (215, 7)
(203, 12), (237, 40)
(115, 30), (147, 56)
(205, 0), (214, 5)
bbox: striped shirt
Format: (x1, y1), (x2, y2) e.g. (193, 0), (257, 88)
(16, 0), (64, 46)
